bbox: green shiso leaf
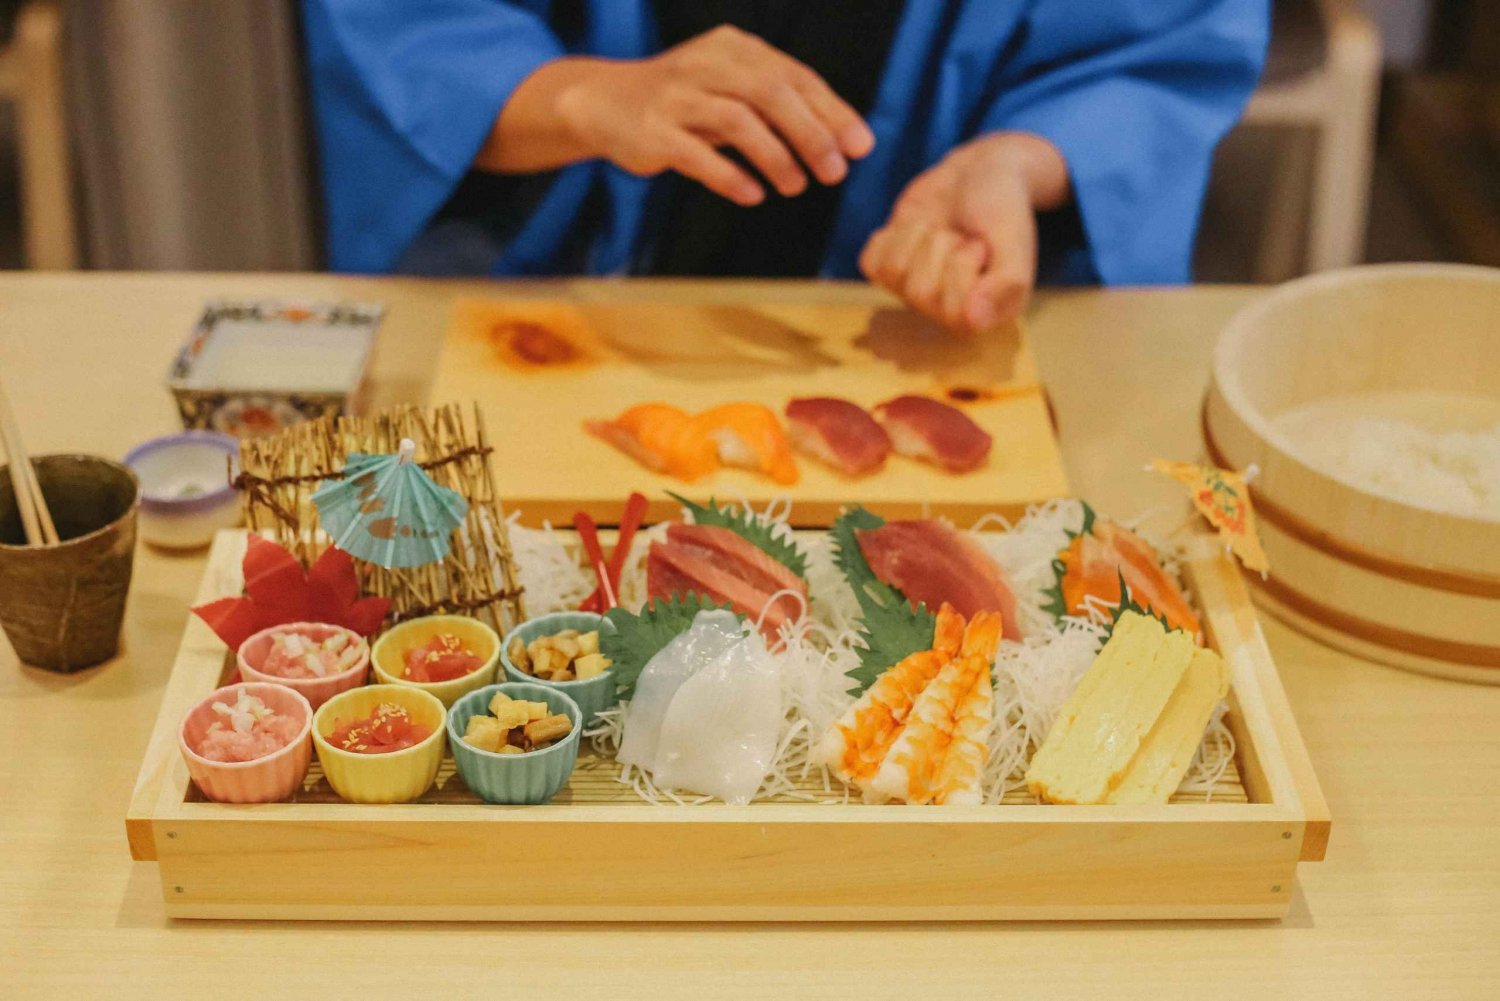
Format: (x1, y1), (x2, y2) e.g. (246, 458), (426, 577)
(666, 492), (809, 579)
(830, 506), (936, 695)
(1102, 570), (1173, 643)
(601, 593), (740, 700)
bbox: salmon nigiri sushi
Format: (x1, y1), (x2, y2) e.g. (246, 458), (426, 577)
(694, 403), (799, 485)
(873, 395), (992, 473)
(784, 397), (891, 478)
(585, 403), (718, 482)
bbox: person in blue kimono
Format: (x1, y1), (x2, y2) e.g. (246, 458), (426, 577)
(303, 1), (1267, 332)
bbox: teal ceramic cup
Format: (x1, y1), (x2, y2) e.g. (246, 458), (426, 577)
(501, 611), (618, 726)
(448, 682), (582, 804)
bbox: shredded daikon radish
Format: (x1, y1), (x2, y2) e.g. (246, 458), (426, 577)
(550, 496), (1234, 805)
(506, 516), (593, 615)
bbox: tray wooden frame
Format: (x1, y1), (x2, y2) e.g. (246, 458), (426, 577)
(127, 531), (1328, 922)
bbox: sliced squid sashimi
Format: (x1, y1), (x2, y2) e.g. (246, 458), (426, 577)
(873, 395), (991, 473)
(617, 610), (745, 773)
(784, 397), (891, 478)
(865, 612), (1003, 804)
(1058, 520), (1201, 637)
(651, 628), (782, 804)
(856, 519), (1023, 640)
(694, 403), (799, 485)
(585, 403), (718, 481)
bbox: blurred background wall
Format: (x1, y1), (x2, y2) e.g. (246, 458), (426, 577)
(0, 0), (1494, 277)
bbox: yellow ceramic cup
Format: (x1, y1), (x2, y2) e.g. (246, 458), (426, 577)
(312, 684), (446, 804)
(370, 615), (501, 708)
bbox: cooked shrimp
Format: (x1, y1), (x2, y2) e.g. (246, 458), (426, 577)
(864, 611), (1003, 804)
(813, 605), (965, 787)
(815, 648), (950, 788)
(931, 659), (995, 806)
(931, 602), (965, 657)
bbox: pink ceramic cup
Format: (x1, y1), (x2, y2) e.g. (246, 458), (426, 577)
(178, 682), (313, 803)
(238, 622), (370, 710)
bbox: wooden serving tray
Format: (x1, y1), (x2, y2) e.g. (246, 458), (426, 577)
(126, 531), (1328, 922)
(427, 299), (1069, 527)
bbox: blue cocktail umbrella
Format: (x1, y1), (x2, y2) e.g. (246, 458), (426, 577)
(312, 438), (469, 568)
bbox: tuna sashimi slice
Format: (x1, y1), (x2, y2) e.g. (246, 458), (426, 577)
(784, 397), (891, 478)
(873, 395), (991, 473)
(646, 524), (807, 640)
(664, 523), (805, 597)
(856, 520), (1022, 640)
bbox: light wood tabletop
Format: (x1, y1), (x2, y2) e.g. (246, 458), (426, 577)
(2, 273), (1497, 999)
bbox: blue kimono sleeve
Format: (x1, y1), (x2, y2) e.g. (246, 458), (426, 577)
(979, 1), (1269, 284)
(302, 0), (564, 273)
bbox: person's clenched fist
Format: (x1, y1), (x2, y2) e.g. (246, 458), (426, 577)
(860, 132), (1070, 333)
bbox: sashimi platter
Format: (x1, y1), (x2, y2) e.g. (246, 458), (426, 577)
(129, 400), (1327, 923)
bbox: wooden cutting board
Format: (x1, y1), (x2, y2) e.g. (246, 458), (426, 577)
(428, 296), (1068, 526)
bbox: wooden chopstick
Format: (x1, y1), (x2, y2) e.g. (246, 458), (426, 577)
(0, 377), (59, 546)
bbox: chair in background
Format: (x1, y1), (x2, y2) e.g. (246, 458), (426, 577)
(1243, 0), (1382, 280)
(0, 0), (76, 269)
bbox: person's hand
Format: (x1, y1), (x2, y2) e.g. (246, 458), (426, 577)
(480, 27), (875, 206)
(859, 132), (1070, 333)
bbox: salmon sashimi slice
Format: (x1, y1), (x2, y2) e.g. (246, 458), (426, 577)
(584, 403), (718, 482)
(784, 397), (891, 478)
(646, 524), (807, 640)
(873, 395), (992, 473)
(1058, 520), (1201, 637)
(694, 403), (799, 485)
(856, 519), (1023, 640)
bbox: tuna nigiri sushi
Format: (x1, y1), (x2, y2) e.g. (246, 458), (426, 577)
(857, 519), (1023, 640)
(1055, 519), (1201, 637)
(694, 403), (799, 485)
(584, 404), (718, 482)
(784, 397), (891, 478)
(873, 395), (992, 473)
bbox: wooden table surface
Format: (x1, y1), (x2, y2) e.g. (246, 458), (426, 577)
(2, 274), (1497, 999)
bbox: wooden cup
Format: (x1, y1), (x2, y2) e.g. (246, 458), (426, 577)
(0, 454), (140, 671)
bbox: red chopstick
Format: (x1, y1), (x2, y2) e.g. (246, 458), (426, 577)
(574, 511), (617, 611)
(578, 492), (648, 613)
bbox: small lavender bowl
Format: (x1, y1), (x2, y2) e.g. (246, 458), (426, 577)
(123, 431), (241, 550)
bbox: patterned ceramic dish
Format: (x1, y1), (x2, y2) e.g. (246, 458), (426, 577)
(500, 611), (618, 726)
(447, 682), (582, 805)
(166, 300), (384, 437)
(238, 621), (371, 711)
(178, 682), (313, 803)
(311, 685), (447, 804)
(371, 615), (501, 708)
